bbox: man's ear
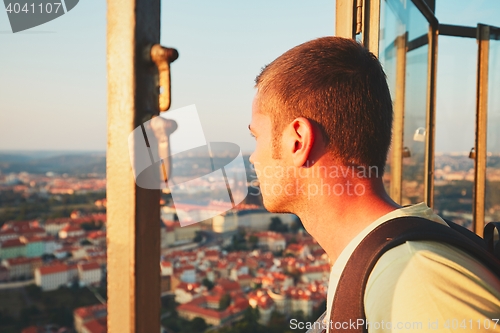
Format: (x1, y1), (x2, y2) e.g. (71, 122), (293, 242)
(283, 117), (315, 167)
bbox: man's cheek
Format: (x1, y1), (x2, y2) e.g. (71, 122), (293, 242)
(253, 162), (262, 179)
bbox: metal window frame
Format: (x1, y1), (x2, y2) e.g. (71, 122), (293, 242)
(390, 31), (408, 205)
(439, 24), (476, 38)
(363, 0), (381, 56)
(336, 0), (438, 207)
(107, 0), (162, 332)
(473, 24), (490, 236)
(424, 25), (438, 208)
(335, 0), (357, 39)
(436, 23), (500, 234)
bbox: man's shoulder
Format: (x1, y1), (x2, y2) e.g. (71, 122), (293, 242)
(366, 239), (500, 294)
(364, 240), (500, 329)
(368, 239), (492, 278)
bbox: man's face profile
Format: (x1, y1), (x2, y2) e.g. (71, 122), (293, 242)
(249, 93), (289, 212)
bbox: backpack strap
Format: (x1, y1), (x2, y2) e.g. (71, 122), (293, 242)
(442, 218), (488, 250)
(484, 222), (500, 257)
(329, 216), (500, 333)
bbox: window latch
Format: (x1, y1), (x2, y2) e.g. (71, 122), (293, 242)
(355, 0), (363, 35)
(150, 44), (179, 112)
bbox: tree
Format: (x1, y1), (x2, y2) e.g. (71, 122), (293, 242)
(0, 310), (15, 326)
(219, 293), (231, 311)
(311, 299), (326, 322)
(269, 217), (288, 233)
(243, 306), (259, 321)
(249, 235), (259, 249)
(193, 232), (203, 243)
(81, 221), (103, 231)
(291, 310), (306, 324)
(202, 277), (214, 290)
(80, 239), (92, 246)
(226, 230), (248, 251)
(190, 317), (208, 332)
(290, 218), (304, 233)
(49, 306), (73, 328)
(267, 310), (288, 333)
(25, 284), (42, 300)
(70, 280), (80, 290)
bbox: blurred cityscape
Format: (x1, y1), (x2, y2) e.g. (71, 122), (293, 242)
(0, 151), (499, 333)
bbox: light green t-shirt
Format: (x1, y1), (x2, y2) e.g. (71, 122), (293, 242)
(324, 203), (500, 333)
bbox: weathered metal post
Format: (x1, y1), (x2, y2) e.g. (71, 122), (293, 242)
(107, 0), (162, 331)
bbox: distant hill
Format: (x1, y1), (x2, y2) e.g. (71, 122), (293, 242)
(0, 151), (106, 175)
(4, 151), (494, 178)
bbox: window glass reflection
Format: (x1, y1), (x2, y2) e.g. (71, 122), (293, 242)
(379, 0), (430, 204)
(433, 38), (477, 229)
(485, 38), (500, 224)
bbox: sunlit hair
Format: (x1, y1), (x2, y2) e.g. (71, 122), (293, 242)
(255, 37), (393, 173)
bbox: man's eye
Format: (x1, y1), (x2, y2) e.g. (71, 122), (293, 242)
(250, 133), (256, 138)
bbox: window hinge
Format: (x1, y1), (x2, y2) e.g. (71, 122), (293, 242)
(356, 0), (363, 35)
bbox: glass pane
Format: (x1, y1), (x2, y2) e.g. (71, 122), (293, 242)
(0, 2), (108, 332)
(434, 37), (478, 229)
(379, 0), (405, 195)
(485, 37), (500, 224)
(378, 0), (430, 204)
(402, 42), (428, 205)
(159, 1), (333, 331)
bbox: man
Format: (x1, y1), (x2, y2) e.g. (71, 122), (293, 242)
(248, 37), (500, 332)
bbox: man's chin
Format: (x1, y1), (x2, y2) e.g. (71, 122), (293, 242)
(262, 197), (292, 214)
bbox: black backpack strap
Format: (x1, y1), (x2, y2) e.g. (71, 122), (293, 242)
(484, 222), (500, 257)
(442, 218), (488, 250)
(329, 216), (500, 333)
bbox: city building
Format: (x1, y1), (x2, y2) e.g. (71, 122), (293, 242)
(86, 231), (106, 246)
(235, 210), (297, 231)
(284, 243), (311, 260)
(0, 238), (26, 259)
(43, 235), (61, 255)
(160, 260), (173, 276)
(81, 318), (107, 333)
(174, 282), (203, 304)
(58, 224), (85, 239)
(254, 231), (286, 252)
(212, 211), (238, 233)
(299, 264), (330, 283)
(0, 265), (9, 281)
(35, 263), (73, 291)
(177, 288), (249, 326)
(0, 229), (18, 242)
(3, 257), (42, 280)
(78, 262), (102, 286)
(1, 220), (45, 238)
(162, 220), (201, 244)
(248, 289), (276, 324)
(20, 235), (45, 258)
(73, 304), (107, 333)
(44, 218), (72, 236)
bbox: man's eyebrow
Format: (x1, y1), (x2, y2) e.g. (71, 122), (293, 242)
(248, 125), (253, 132)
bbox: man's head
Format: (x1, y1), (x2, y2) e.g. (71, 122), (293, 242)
(254, 36), (392, 167)
(249, 37), (393, 211)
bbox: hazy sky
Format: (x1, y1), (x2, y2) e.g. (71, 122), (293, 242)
(0, 0), (499, 154)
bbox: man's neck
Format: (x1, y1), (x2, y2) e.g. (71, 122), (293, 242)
(296, 178), (401, 265)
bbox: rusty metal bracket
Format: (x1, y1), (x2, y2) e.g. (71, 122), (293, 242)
(150, 44), (179, 112)
(355, 0), (363, 35)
